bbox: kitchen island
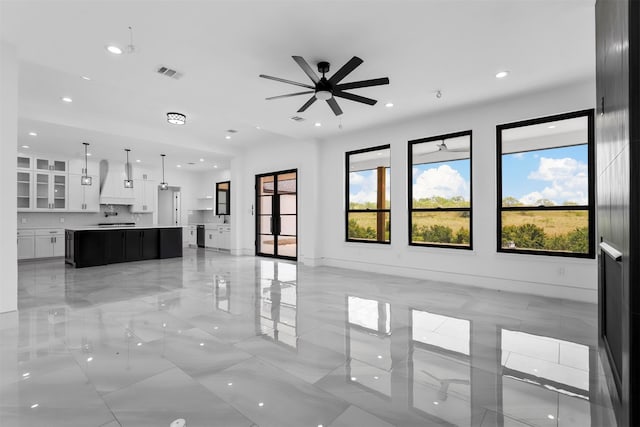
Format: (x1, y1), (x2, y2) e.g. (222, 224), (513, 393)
(65, 226), (182, 268)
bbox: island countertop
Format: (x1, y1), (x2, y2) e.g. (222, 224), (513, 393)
(64, 225), (185, 231)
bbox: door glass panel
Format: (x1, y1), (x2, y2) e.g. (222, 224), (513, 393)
(54, 175), (66, 209)
(53, 160), (66, 172)
(277, 237), (296, 258)
(260, 196), (272, 215)
(280, 194), (296, 214)
(17, 172), (31, 209)
(260, 216), (273, 234)
(259, 235), (275, 255)
(36, 173), (49, 208)
(259, 176), (275, 195)
(277, 173), (296, 194)
(280, 216), (296, 235)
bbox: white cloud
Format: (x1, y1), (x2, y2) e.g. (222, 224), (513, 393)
(512, 152), (526, 160)
(413, 165), (469, 200)
(350, 170), (390, 204)
(519, 157), (588, 205)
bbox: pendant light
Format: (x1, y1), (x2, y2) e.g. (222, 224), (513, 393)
(124, 149), (133, 188)
(159, 154), (169, 190)
(81, 142), (92, 185)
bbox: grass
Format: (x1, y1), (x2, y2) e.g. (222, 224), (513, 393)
(348, 210), (588, 238)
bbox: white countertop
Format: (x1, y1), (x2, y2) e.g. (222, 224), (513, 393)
(65, 225), (184, 231)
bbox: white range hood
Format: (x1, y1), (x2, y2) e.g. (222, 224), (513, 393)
(99, 159), (135, 205)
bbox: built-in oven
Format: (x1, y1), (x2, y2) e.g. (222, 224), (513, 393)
(197, 225), (205, 248)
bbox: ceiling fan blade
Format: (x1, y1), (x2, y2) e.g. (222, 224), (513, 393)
(328, 56), (363, 84)
(266, 91), (314, 100)
(297, 96), (317, 112)
(292, 56), (320, 84)
(335, 77), (390, 91)
(333, 90), (377, 106)
(326, 97), (343, 116)
(259, 74), (314, 89)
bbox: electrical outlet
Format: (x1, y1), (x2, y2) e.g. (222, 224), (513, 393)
(59, 217), (64, 223)
(21, 217), (27, 224)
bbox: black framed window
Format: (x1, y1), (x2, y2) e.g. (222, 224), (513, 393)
(216, 181), (230, 215)
(408, 131), (472, 249)
(346, 145), (390, 243)
(497, 109), (595, 258)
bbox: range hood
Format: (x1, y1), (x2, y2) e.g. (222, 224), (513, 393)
(99, 159), (136, 205)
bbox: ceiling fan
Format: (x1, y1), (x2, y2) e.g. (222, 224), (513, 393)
(422, 140), (470, 153)
(259, 56), (390, 116)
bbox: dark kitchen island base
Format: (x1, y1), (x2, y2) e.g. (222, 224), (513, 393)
(65, 227), (182, 268)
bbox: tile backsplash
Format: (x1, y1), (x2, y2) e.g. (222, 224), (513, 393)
(18, 205), (153, 228)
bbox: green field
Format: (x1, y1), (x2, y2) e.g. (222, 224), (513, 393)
(347, 200), (589, 253)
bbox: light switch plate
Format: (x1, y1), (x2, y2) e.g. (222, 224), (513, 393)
(21, 217), (27, 224)
(59, 217), (64, 223)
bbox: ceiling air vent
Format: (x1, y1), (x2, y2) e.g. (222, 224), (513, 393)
(156, 65), (183, 80)
(290, 116), (305, 122)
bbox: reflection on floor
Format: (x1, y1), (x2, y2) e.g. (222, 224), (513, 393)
(0, 249), (617, 427)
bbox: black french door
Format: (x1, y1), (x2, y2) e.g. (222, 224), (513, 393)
(255, 169), (297, 260)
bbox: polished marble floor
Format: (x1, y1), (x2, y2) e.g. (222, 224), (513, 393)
(0, 249), (618, 427)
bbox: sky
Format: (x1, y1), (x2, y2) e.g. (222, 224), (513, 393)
(349, 144), (588, 206)
(502, 144), (588, 205)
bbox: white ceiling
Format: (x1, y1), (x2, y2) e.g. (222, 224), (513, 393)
(1, 0), (595, 170)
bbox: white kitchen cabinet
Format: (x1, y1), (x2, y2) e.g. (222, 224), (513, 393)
(186, 226), (197, 246)
(220, 226), (231, 250)
(205, 228), (217, 248)
(17, 230), (35, 260)
(34, 229), (64, 258)
(68, 174), (99, 212)
(17, 171), (33, 211)
(131, 179), (156, 213)
(35, 157), (67, 172)
(34, 172), (67, 210)
(17, 155), (32, 170)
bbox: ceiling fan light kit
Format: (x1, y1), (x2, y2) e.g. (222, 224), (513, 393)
(167, 112), (186, 125)
(260, 55), (390, 116)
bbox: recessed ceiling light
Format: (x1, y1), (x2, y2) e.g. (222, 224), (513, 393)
(213, 165), (218, 169)
(199, 158), (204, 162)
(136, 159), (141, 163)
(86, 153), (92, 156)
(547, 125), (556, 129)
(255, 125), (261, 130)
(21, 145), (30, 149)
(30, 403), (39, 409)
(61, 97), (73, 103)
(176, 164), (182, 168)
(81, 76), (91, 81)
(384, 102), (394, 108)
(495, 70), (509, 79)
(547, 415), (555, 420)
(314, 122), (322, 127)
(258, 402), (264, 407)
(225, 135), (231, 140)
(106, 45), (123, 55)
(28, 132), (37, 136)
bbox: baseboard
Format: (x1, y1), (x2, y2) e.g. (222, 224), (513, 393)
(321, 256), (597, 303)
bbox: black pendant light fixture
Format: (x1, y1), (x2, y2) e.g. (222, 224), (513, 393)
(124, 148), (134, 188)
(81, 142), (92, 185)
(160, 154), (169, 190)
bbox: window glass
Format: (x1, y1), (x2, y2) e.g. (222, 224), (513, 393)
(498, 112), (593, 257)
(409, 132), (472, 248)
(346, 146), (391, 243)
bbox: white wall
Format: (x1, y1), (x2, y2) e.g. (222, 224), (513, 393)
(317, 81), (597, 302)
(1, 42), (18, 313)
(231, 138), (320, 265)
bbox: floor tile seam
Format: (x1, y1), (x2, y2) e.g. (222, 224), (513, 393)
(99, 365), (181, 399)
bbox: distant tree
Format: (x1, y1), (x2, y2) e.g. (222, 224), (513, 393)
(567, 227), (589, 253)
(348, 219), (376, 239)
(534, 198), (555, 207)
(502, 197), (523, 207)
(422, 224), (453, 243)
